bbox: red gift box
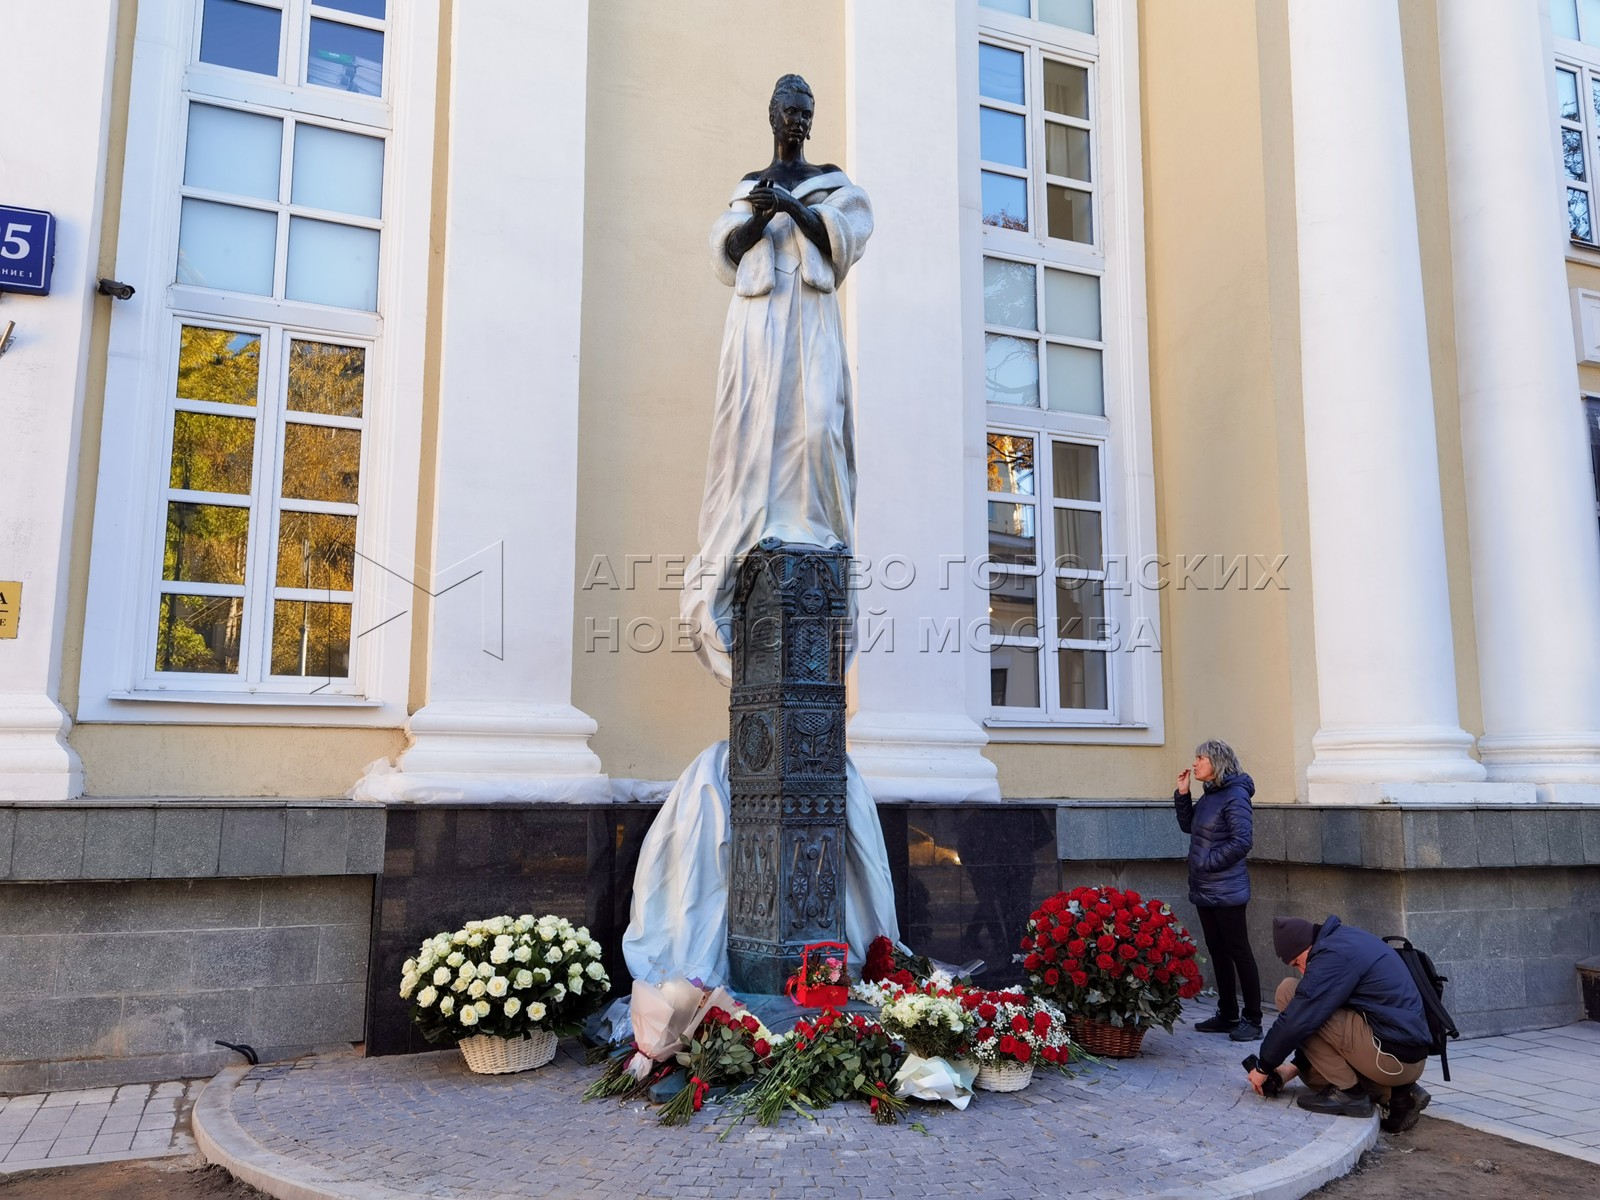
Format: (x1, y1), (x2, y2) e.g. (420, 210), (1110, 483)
(786, 941), (850, 1008)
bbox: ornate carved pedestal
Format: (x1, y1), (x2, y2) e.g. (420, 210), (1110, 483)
(726, 541), (850, 995)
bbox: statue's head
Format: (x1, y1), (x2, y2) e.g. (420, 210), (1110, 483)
(769, 73), (815, 144)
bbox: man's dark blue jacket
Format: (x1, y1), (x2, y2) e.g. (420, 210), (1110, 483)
(1258, 915), (1432, 1071)
(1173, 772), (1254, 907)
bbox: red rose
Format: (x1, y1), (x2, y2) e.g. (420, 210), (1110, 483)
(1096, 953), (1115, 970)
(1042, 946), (1058, 964)
(1125, 890), (1142, 905)
(753, 1038), (771, 1057)
(1071, 971), (1089, 987)
(979, 1002), (998, 1021)
(1135, 933), (1154, 948)
(1060, 958), (1079, 972)
(1052, 926), (1071, 945)
(1097, 934), (1115, 952)
(1033, 1012), (1051, 1035)
(1067, 939), (1087, 957)
(1009, 1014), (1028, 1034)
(978, 1026), (994, 1041)
(742, 1015), (760, 1033)
(999, 1034), (1016, 1054)
(1044, 968), (1060, 986)
(1076, 921), (1095, 937)
(1095, 902), (1114, 918)
(1042, 1046), (1059, 1063)
(1020, 936), (1034, 951)
(1155, 968), (1170, 983)
(1109, 892), (1127, 909)
(1119, 943), (1138, 960)
(1024, 953), (1042, 971)
(1044, 896), (1065, 913)
(1132, 964), (1150, 980)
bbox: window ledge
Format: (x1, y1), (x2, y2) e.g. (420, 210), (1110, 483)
(108, 689), (383, 707)
(985, 720), (1161, 746)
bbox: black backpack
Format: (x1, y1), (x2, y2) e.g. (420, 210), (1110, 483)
(1383, 935), (1461, 1081)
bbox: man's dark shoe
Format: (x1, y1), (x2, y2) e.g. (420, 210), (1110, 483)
(1296, 1085), (1375, 1118)
(1193, 1012), (1238, 1033)
(1381, 1083), (1431, 1133)
(1229, 1019), (1263, 1042)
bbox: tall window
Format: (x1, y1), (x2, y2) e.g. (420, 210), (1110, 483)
(1587, 397), (1600, 540)
(152, 0), (389, 692)
(1554, 1), (1600, 243)
(978, 0), (1121, 723)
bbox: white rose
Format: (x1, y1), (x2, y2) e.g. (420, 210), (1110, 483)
(527, 1002), (547, 1022)
(515, 969), (534, 989)
(586, 943), (601, 959)
(490, 947), (511, 965)
(538, 925), (556, 942)
(547, 947), (563, 963)
(432, 967), (451, 986)
(468, 980), (487, 999)
(459, 1005), (479, 1026)
(452, 977), (468, 993)
(400, 974), (417, 999)
(568, 962), (583, 977)
(514, 918), (532, 934)
(440, 995), (455, 1015)
(533, 968), (550, 984)
(576, 926), (591, 941)
(457, 961), (475, 979)
(403, 957), (418, 974)
(475, 1000), (490, 1017)
(487, 975), (509, 998)
(570, 977), (584, 995)
(504, 998), (522, 1018)
(495, 934), (514, 948)
(418, 986), (438, 1008)
(552, 983), (566, 1002)
(447, 952), (465, 968)
(586, 962), (605, 980)
(467, 934), (483, 948)
(513, 946), (532, 963)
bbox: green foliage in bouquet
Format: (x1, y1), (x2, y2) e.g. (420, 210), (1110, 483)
(400, 914), (609, 1043)
(722, 1008), (906, 1132)
(658, 1006), (773, 1126)
(877, 989), (972, 1060)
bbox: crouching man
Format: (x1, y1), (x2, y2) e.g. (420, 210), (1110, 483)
(1247, 915), (1432, 1132)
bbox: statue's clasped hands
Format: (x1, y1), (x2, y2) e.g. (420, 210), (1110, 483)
(748, 181), (803, 220)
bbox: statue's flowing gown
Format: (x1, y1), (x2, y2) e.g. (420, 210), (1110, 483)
(623, 170), (900, 985)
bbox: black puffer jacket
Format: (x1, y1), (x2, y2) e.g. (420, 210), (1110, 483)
(1173, 772), (1254, 907)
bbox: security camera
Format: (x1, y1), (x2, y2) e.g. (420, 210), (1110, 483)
(97, 279), (136, 300)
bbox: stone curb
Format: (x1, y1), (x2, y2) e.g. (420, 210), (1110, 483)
(0, 1147), (189, 1177)
(192, 1061), (1378, 1200)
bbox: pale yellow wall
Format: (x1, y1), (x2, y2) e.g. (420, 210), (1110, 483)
(1570, 259), (1600, 393)
(571, 0), (846, 780)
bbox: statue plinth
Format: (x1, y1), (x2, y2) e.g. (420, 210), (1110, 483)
(726, 541), (850, 994)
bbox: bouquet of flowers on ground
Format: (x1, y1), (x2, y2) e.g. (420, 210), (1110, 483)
(860, 936), (948, 991)
(962, 989), (1080, 1072)
(877, 989), (971, 1060)
(400, 914), (608, 1043)
(657, 1005), (773, 1125)
(1021, 886), (1202, 1032)
(584, 978), (740, 1101)
(723, 1008), (906, 1129)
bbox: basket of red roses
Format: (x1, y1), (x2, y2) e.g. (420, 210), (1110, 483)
(786, 941), (850, 1008)
(1020, 885), (1203, 1058)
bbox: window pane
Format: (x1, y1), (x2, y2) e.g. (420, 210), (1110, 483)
(319, 0), (386, 15)
(1571, 188), (1593, 242)
(1559, 69), (1581, 122)
(985, 333), (1039, 406)
(199, 0), (280, 76)
(1039, 0), (1094, 34)
(1054, 507), (1103, 571)
(988, 501), (1036, 564)
(1046, 343), (1104, 415)
(164, 502), (250, 585)
(170, 411), (255, 494)
(271, 600), (352, 677)
(177, 199), (276, 295)
(1045, 123), (1091, 181)
(155, 593), (243, 674)
(277, 511), (357, 589)
(307, 18), (383, 95)
(286, 217), (380, 310)
(1584, 0), (1600, 46)
(988, 574), (1039, 638)
(177, 326), (260, 406)
(184, 105), (282, 201)
(1052, 441), (1101, 502)
(1047, 184), (1092, 243)
(292, 124), (385, 218)
(1592, 76), (1600, 125)
(980, 107), (1028, 168)
(989, 643), (1040, 707)
(1058, 648), (1108, 709)
(282, 423), (362, 503)
(979, 44), (1026, 105)
(1055, 577), (1104, 639)
(980, 0), (1030, 14)
(1044, 269), (1100, 339)
(1044, 60), (1088, 119)
(1566, 128), (1586, 181)
(1555, 0), (1580, 39)
(288, 341), (366, 417)
(984, 258), (1037, 329)
(982, 171), (1029, 230)
(987, 432), (1036, 494)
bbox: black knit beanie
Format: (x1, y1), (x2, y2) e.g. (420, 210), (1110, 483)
(1272, 916), (1316, 963)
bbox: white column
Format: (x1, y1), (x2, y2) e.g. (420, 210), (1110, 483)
(355, 0), (604, 803)
(1288, 0), (1490, 802)
(843, 0), (1000, 803)
(0, 1), (118, 801)
(1438, 0), (1600, 800)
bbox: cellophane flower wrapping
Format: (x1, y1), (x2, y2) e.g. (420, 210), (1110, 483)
(891, 1052), (977, 1110)
(1020, 886), (1203, 1033)
(400, 914), (609, 1044)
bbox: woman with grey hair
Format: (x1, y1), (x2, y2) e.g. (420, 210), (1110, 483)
(1175, 739), (1262, 1040)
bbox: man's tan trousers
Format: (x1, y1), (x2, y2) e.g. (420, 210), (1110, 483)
(1274, 977), (1425, 1104)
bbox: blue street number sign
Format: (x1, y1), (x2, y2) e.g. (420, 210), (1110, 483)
(0, 205), (57, 296)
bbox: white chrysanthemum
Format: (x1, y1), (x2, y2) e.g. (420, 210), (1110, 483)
(468, 979), (487, 999)
(487, 975), (509, 998)
(527, 1001), (546, 1021)
(490, 947), (511, 965)
(513, 945), (532, 963)
(586, 961), (605, 980)
(447, 952), (465, 968)
(547, 946), (563, 963)
(504, 997), (522, 1018)
(417, 985), (438, 1008)
(440, 995), (455, 1015)
(459, 1005), (479, 1026)
(475, 1000), (490, 1017)
(432, 966), (451, 986)
(515, 969), (534, 989)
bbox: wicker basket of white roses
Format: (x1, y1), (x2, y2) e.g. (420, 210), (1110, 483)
(400, 914), (610, 1075)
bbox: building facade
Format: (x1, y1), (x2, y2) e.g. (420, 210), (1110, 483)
(3, 0), (1600, 1089)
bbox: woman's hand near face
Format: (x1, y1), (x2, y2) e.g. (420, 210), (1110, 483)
(1177, 767), (1191, 792)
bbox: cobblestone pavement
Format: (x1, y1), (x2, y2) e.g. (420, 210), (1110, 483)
(0, 1080), (200, 1173)
(194, 1013), (1373, 1200)
(1421, 1019), (1600, 1165)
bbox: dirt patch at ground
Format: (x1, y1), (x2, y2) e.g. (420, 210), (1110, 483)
(1313, 1116), (1599, 1199)
(0, 1156), (265, 1199)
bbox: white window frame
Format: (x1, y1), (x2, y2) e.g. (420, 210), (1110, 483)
(77, 0), (439, 726)
(973, 0), (1162, 744)
(1553, 4), (1600, 259)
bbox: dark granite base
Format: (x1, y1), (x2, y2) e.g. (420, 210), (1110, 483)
(366, 801), (1061, 1055)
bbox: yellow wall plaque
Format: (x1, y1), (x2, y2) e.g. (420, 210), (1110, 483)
(0, 582), (19, 639)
